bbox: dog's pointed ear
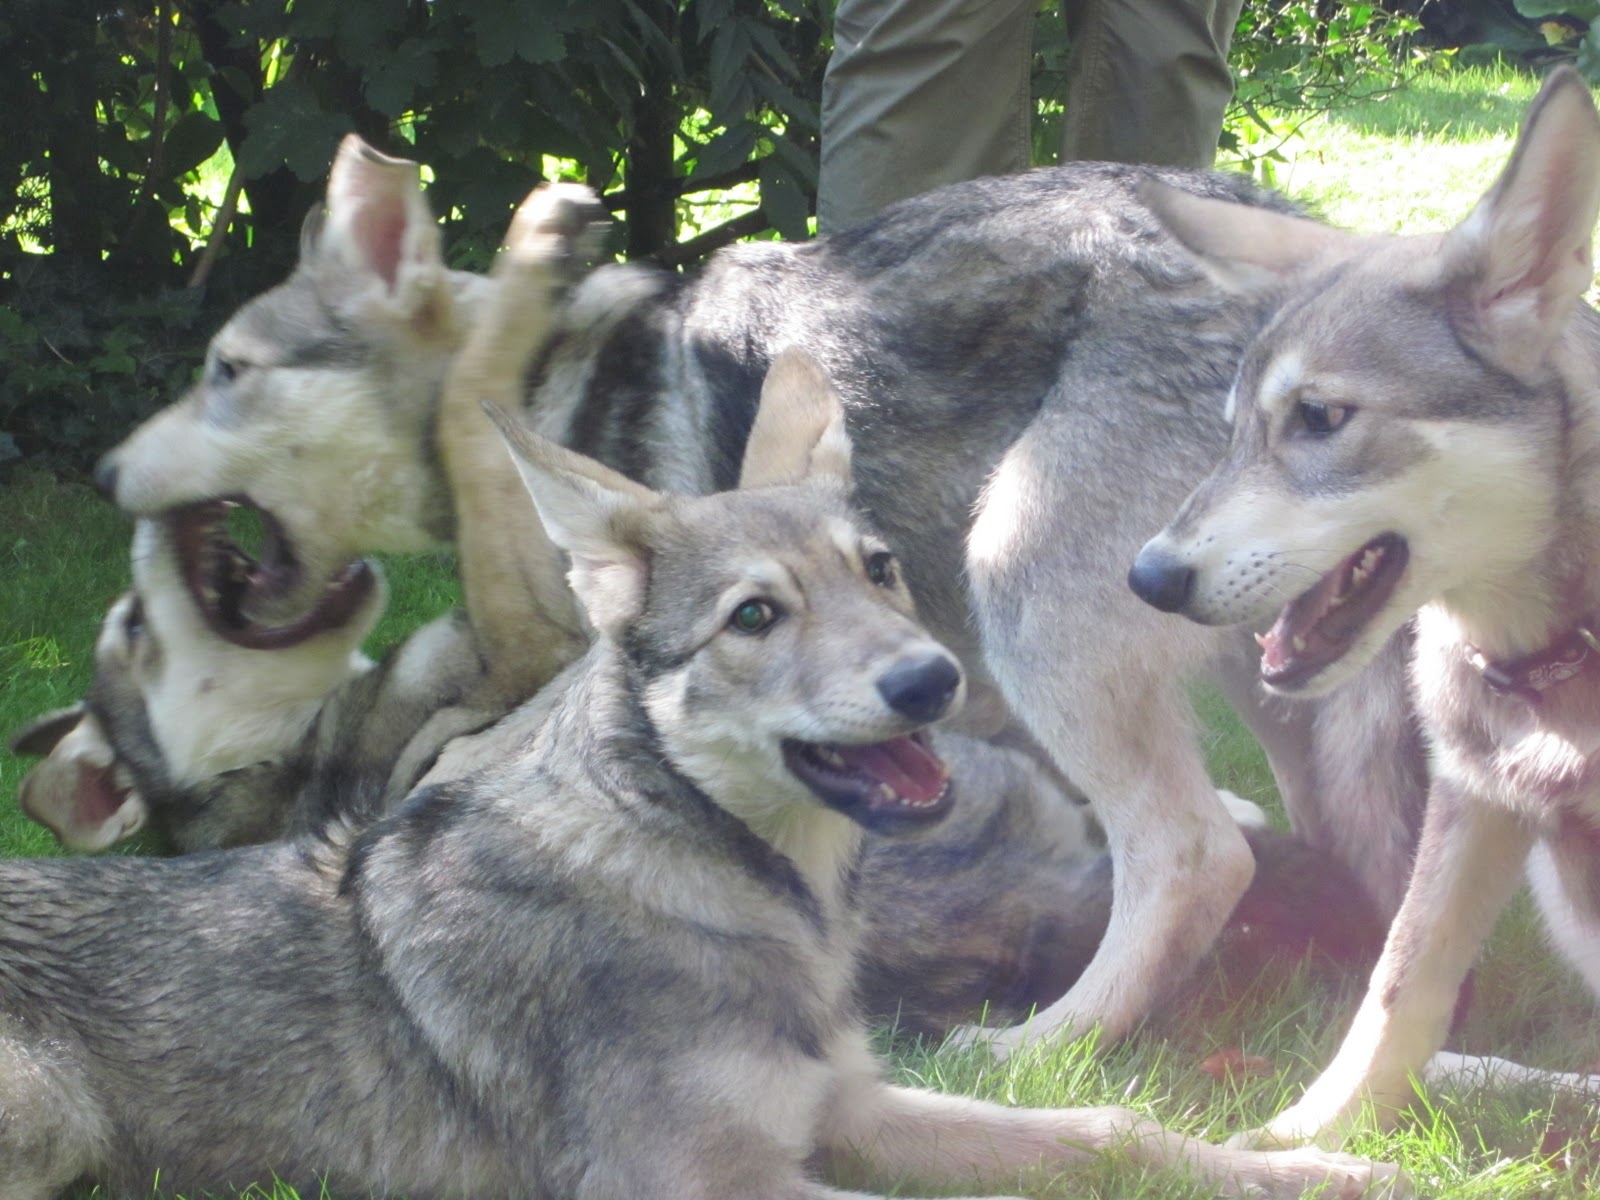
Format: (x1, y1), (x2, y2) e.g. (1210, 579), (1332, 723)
(1138, 178), (1353, 293)
(15, 709), (149, 853)
(312, 135), (449, 330)
(1438, 66), (1600, 377)
(8, 703), (87, 757)
(739, 348), (853, 490)
(482, 401), (659, 637)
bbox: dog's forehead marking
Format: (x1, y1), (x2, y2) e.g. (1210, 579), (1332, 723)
(828, 517), (868, 564)
(1254, 349), (1305, 418)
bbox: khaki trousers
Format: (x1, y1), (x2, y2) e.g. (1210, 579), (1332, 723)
(817, 0), (1243, 232)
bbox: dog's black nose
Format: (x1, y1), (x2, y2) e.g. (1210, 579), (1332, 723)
(93, 458), (119, 501)
(1128, 547), (1194, 613)
(878, 654), (962, 724)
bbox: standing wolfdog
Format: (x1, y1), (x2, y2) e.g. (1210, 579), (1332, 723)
(95, 141), (1428, 1048)
(1130, 67), (1600, 1148)
(0, 349), (1402, 1198)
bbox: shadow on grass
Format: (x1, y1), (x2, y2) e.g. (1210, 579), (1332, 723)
(1321, 67), (1538, 141)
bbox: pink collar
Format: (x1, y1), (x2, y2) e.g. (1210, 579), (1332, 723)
(1467, 623), (1600, 704)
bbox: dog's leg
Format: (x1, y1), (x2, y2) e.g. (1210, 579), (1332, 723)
(438, 183), (608, 710)
(1216, 630), (1426, 926)
(1237, 782), (1532, 1149)
(817, 1035), (1406, 1198)
(0, 1021), (108, 1200)
(1527, 834), (1600, 998)
(954, 423), (1257, 1054)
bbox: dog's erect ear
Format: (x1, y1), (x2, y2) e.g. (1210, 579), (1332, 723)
(312, 135), (447, 325)
(1438, 66), (1600, 377)
(8, 703), (86, 757)
(739, 348), (854, 490)
(482, 401), (659, 637)
(1138, 178), (1353, 294)
(15, 709), (149, 853)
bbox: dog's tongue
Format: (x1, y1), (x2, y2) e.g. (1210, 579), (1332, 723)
(838, 735), (947, 806)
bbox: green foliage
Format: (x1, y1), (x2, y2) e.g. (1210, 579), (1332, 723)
(0, 258), (221, 469)
(0, 0), (1438, 469)
(1513, 0), (1600, 80)
(1220, 2), (1430, 180)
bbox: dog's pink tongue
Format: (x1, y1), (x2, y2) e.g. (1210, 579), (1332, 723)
(839, 736), (948, 804)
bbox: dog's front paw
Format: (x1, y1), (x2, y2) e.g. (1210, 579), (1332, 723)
(501, 182), (610, 280)
(944, 1020), (1041, 1064)
(1234, 1148), (1409, 1199)
(1226, 1101), (1349, 1153)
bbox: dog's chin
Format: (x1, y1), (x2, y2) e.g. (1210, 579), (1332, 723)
(1256, 532), (1411, 696)
(781, 731), (954, 836)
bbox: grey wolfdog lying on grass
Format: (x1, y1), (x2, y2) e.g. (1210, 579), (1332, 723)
(1132, 67), (1600, 1148)
(94, 138), (1429, 1051)
(9, 191), (1381, 1039)
(0, 348), (1404, 1198)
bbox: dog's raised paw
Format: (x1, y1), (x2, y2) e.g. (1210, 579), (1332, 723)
(501, 182), (610, 279)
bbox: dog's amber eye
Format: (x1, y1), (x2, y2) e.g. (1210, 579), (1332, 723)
(866, 551), (897, 588)
(1298, 400), (1353, 434)
(729, 599), (778, 634)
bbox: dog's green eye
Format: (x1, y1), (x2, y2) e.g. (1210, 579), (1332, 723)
(866, 551), (897, 588)
(1299, 400), (1353, 434)
(729, 599), (778, 634)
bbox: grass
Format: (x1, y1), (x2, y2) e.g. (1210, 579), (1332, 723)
(3, 55), (1599, 1198)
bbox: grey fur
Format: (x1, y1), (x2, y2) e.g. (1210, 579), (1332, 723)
(0, 398), (1404, 1199)
(97, 149), (1428, 1049)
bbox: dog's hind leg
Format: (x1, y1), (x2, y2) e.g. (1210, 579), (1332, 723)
(0, 1023), (108, 1200)
(957, 417), (1254, 1052)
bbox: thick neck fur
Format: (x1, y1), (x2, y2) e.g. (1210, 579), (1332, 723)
(533, 645), (865, 932)
(1433, 313), (1600, 662)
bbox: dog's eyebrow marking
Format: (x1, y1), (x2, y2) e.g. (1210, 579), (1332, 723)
(1257, 350), (1304, 416)
(826, 518), (864, 570)
(733, 559), (799, 604)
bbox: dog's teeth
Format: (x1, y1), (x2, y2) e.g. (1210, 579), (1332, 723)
(1254, 632), (1269, 649)
(876, 784), (899, 804)
(1292, 635), (1308, 653)
(818, 748), (847, 769)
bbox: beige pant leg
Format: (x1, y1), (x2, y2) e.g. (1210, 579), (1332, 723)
(817, 0), (1037, 233)
(1061, 0), (1242, 168)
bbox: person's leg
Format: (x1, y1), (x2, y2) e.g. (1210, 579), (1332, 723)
(1061, 0), (1244, 168)
(818, 0), (1038, 233)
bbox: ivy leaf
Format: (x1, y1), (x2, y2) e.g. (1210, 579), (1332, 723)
(467, 0), (567, 67)
(1516, 0), (1599, 20)
(759, 157), (809, 239)
(163, 111), (225, 177)
(366, 38), (441, 116)
(1578, 18), (1600, 82)
(238, 80), (353, 180)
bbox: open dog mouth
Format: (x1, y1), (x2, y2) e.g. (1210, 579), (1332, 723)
(1256, 532), (1408, 689)
(171, 499), (377, 650)
(781, 731), (953, 833)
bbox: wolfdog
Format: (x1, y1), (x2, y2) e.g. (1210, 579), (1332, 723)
(1128, 67), (1600, 1147)
(0, 349), (1405, 1198)
(11, 190), (1380, 1040)
(94, 138), (1428, 1047)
